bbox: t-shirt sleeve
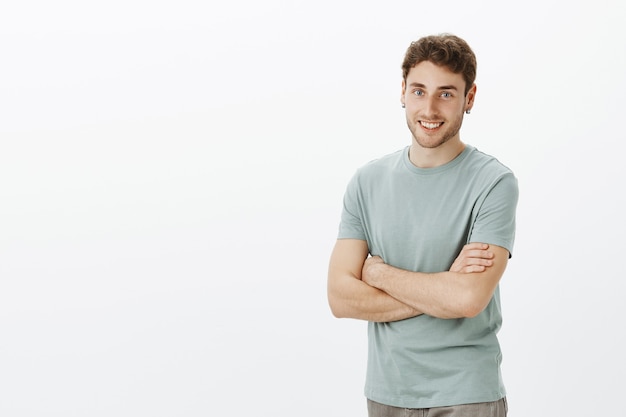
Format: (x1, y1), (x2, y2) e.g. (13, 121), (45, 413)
(337, 171), (367, 241)
(468, 172), (519, 257)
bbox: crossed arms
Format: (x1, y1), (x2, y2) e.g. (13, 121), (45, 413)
(327, 239), (509, 321)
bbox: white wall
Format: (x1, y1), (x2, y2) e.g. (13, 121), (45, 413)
(1, 1), (624, 415)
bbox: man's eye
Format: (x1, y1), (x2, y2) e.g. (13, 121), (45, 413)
(441, 92), (452, 98)
(413, 90), (424, 96)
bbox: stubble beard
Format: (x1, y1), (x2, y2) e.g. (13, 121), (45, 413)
(407, 111), (464, 149)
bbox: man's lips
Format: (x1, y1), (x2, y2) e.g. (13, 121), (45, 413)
(420, 121), (443, 130)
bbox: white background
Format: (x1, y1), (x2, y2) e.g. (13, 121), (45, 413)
(1, 1), (625, 416)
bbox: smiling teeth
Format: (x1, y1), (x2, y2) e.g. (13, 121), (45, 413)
(421, 121), (441, 129)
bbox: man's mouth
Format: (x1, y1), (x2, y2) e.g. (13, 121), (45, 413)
(420, 121), (442, 130)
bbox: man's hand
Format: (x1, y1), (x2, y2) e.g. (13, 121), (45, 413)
(362, 255), (385, 287)
(449, 243), (494, 273)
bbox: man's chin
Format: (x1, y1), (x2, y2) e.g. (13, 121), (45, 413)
(413, 136), (448, 149)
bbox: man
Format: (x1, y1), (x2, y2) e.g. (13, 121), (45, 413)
(327, 34), (518, 417)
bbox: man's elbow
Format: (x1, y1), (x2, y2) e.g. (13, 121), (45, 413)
(328, 298), (341, 318)
(327, 289), (348, 319)
(459, 303), (486, 318)
(329, 304), (346, 319)
(456, 290), (492, 318)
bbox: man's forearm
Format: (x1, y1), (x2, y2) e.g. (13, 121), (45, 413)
(365, 263), (472, 319)
(328, 272), (423, 322)
(362, 250), (508, 319)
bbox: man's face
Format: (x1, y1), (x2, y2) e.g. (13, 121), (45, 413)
(401, 61), (475, 149)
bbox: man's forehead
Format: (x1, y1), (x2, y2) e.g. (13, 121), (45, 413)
(406, 62), (465, 88)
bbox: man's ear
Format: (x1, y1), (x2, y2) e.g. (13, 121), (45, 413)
(465, 83), (477, 111)
(401, 79), (406, 108)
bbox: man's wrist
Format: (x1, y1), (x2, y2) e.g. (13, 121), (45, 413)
(368, 262), (387, 289)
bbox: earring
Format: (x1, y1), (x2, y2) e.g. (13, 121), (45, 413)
(402, 104), (405, 108)
(465, 109), (471, 114)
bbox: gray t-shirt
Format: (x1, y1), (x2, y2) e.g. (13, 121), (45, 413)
(338, 145), (518, 408)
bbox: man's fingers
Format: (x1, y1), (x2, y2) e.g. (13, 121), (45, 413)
(461, 249), (494, 260)
(464, 257), (493, 266)
(451, 243), (495, 273)
(467, 265), (487, 272)
(463, 242), (489, 251)
(457, 265), (487, 273)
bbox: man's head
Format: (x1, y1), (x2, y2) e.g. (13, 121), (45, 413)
(401, 34), (476, 96)
(400, 34), (478, 154)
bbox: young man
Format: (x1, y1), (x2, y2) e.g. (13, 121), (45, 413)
(327, 34), (518, 416)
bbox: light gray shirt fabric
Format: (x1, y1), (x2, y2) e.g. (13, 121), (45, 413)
(338, 145), (518, 408)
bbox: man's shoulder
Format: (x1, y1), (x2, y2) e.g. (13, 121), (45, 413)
(344, 148), (406, 194)
(356, 148), (406, 175)
(465, 146), (516, 178)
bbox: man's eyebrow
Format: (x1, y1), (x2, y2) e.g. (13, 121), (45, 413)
(408, 82), (458, 91)
(438, 85), (458, 91)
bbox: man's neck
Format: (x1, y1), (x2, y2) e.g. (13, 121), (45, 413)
(409, 138), (466, 168)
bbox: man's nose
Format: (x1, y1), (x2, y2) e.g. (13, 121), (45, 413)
(423, 96), (438, 118)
